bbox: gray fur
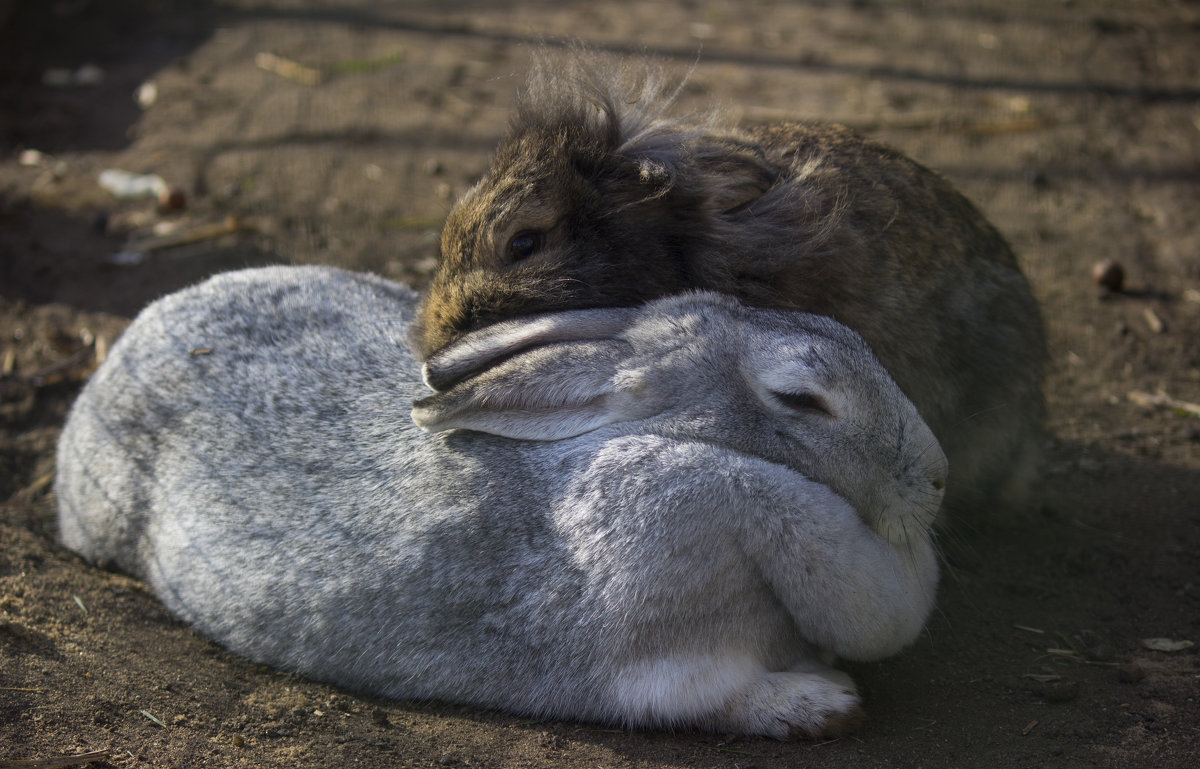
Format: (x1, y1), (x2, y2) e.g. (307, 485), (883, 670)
(57, 266), (944, 739)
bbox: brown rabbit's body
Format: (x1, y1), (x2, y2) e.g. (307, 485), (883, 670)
(413, 59), (1045, 513)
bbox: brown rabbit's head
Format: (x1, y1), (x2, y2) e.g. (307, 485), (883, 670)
(411, 57), (779, 358)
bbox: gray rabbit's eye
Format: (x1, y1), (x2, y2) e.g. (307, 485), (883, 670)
(771, 390), (832, 416)
(508, 231), (544, 260)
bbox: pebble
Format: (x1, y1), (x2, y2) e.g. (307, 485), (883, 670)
(18, 149), (45, 167)
(99, 169), (168, 200)
(1092, 259), (1125, 292)
(1117, 663), (1146, 684)
(157, 187), (188, 213)
(135, 80), (158, 109)
(1039, 680), (1080, 703)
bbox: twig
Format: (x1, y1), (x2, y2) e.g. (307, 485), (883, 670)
(1046, 648), (1079, 657)
(10, 471), (55, 505)
(692, 743), (763, 757)
(1128, 390), (1200, 418)
(124, 215), (242, 253)
(0, 750), (112, 769)
(4, 347), (93, 386)
(1143, 307), (1165, 334)
(1022, 673), (1062, 683)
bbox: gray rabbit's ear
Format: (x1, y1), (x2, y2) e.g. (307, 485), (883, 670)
(412, 307), (651, 440)
(421, 307), (635, 392)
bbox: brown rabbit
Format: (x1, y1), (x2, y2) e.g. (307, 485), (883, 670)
(412, 54), (1046, 514)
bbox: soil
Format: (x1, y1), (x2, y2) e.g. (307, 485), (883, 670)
(2, 1), (1199, 767)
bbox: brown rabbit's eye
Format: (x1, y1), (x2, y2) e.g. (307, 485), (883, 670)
(508, 230), (543, 261)
(771, 390), (832, 416)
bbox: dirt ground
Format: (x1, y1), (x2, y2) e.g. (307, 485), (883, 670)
(2, 1), (1199, 767)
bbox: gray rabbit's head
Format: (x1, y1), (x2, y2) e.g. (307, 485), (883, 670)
(415, 292), (947, 542)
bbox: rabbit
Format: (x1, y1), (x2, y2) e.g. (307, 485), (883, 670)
(411, 53), (1046, 515)
(55, 265), (945, 740)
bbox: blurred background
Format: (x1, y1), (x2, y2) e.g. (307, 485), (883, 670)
(1, 3), (1198, 768)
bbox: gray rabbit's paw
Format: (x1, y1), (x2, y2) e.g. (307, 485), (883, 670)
(707, 670), (863, 740)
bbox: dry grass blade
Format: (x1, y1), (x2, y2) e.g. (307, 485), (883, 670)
(1128, 390), (1200, 418)
(255, 52), (322, 85)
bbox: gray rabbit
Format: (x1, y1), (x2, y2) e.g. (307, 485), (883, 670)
(57, 266), (945, 739)
(411, 54), (1045, 514)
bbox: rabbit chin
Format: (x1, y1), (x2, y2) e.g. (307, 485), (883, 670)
(609, 652), (860, 736)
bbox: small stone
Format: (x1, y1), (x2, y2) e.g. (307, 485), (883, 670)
(1092, 259), (1124, 292)
(1117, 663), (1146, 683)
(42, 68), (73, 86)
(1042, 680), (1080, 702)
(74, 63), (105, 85)
(157, 187), (187, 212)
(1084, 642), (1116, 662)
(135, 80), (158, 109)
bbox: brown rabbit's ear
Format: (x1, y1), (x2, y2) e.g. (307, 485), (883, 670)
(689, 138), (780, 214)
(612, 131), (779, 214)
(412, 306), (656, 441)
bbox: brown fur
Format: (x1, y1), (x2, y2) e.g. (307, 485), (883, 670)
(413, 54), (1046, 514)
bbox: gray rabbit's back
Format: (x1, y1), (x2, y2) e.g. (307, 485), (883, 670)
(57, 268), (590, 706)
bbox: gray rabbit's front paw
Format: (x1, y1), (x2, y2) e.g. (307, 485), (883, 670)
(612, 654), (862, 739)
(706, 669), (863, 740)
